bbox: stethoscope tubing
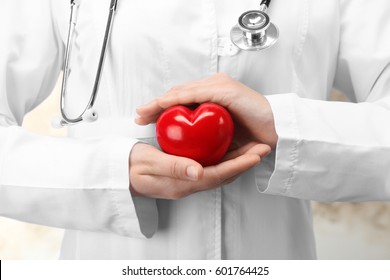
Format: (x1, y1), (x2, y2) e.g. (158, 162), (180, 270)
(54, 0), (277, 127)
(58, 0), (118, 126)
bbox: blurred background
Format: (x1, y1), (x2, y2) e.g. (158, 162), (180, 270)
(0, 79), (389, 259)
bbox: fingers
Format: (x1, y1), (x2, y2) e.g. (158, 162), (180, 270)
(135, 90), (202, 125)
(135, 73), (237, 125)
(144, 151), (261, 199)
(197, 152), (261, 192)
(130, 141), (268, 200)
(156, 76), (220, 107)
(135, 100), (164, 125)
(223, 142), (271, 161)
(155, 152), (204, 181)
(132, 143), (204, 181)
(156, 85), (215, 109)
(130, 144), (205, 199)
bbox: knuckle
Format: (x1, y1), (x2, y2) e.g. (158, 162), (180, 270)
(170, 161), (181, 179)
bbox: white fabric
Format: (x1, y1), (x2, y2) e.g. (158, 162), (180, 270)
(0, 0), (389, 259)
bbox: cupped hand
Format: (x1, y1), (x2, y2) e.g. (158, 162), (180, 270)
(129, 142), (271, 200)
(135, 73), (278, 149)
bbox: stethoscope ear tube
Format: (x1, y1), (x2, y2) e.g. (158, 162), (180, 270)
(54, 0), (118, 127)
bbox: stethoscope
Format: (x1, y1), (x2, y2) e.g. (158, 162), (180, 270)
(52, 0), (118, 128)
(231, 0), (279, 51)
(53, 0), (278, 127)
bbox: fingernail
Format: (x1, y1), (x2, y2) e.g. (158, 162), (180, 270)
(186, 165), (199, 180)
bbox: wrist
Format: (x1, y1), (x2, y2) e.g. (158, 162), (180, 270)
(261, 97), (278, 149)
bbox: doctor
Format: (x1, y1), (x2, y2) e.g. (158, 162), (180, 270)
(1, 0), (390, 259)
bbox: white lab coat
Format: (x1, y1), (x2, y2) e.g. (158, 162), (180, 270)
(1, 0), (390, 259)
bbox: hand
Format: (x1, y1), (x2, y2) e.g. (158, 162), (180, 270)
(136, 73), (278, 149)
(129, 142), (270, 199)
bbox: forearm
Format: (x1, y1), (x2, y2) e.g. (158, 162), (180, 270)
(0, 125), (157, 238)
(260, 93), (390, 202)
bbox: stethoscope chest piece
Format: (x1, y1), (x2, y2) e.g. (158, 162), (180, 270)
(231, 10), (278, 51)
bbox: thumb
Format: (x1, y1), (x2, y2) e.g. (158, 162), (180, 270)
(157, 153), (204, 181)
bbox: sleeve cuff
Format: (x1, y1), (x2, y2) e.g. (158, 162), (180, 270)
(255, 93), (301, 197)
(107, 137), (158, 238)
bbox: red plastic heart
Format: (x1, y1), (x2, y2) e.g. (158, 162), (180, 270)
(156, 102), (234, 166)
